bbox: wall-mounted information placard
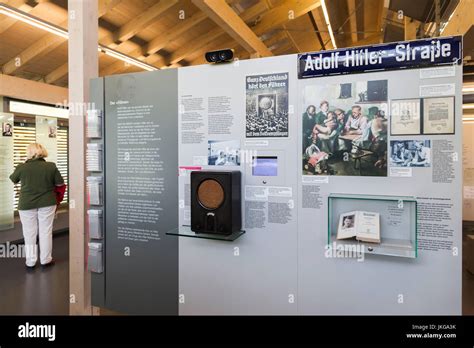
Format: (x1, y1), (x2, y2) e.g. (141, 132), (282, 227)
(0, 112), (14, 230)
(36, 115), (57, 164)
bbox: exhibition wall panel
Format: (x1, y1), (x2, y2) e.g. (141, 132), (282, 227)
(101, 70), (179, 314)
(95, 36), (462, 315)
(298, 66), (462, 314)
(463, 122), (474, 221)
(178, 56), (299, 315)
(297, 66), (462, 314)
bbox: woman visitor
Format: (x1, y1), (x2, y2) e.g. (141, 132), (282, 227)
(9, 143), (65, 268)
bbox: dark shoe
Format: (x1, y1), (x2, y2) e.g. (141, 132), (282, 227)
(25, 264), (36, 271)
(41, 259), (55, 268)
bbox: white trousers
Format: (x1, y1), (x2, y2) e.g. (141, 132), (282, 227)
(19, 205), (56, 266)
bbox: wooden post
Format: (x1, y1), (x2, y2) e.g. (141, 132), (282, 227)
(68, 0), (98, 315)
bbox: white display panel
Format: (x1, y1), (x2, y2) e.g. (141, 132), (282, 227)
(178, 55), (299, 315)
(298, 64), (462, 315)
(177, 48), (462, 314)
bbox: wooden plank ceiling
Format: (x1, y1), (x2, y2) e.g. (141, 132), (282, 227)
(0, 0), (390, 88)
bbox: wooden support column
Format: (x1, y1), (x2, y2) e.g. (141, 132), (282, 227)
(68, 0), (98, 316)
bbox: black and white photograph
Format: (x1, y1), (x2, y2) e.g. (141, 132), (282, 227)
(208, 140), (240, 166)
(246, 72), (289, 137)
(302, 80), (388, 176)
(48, 125), (57, 138)
(341, 214), (355, 229)
(2, 122), (13, 137)
(390, 140), (431, 167)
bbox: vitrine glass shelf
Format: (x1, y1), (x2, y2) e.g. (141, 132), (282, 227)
(328, 193), (417, 258)
(166, 225), (245, 241)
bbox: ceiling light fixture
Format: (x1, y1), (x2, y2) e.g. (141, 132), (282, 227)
(320, 0), (337, 49)
(0, 3), (158, 72)
(99, 45), (157, 71)
(0, 3), (68, 38)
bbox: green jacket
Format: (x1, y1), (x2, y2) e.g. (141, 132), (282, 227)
(9, 158), (64, 210)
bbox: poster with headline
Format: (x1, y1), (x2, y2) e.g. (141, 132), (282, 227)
(246, 72), (289, 138)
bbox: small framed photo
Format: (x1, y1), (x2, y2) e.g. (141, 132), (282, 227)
(2, 122), (13, 137)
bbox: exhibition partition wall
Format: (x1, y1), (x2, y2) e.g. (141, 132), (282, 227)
(90, 36), (463, 315)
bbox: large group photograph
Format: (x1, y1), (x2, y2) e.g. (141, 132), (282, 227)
(302, 80), (388, 176)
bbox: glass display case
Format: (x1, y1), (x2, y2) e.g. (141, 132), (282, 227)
(328, 193), (417, 258)
(167, 225), (245, 241)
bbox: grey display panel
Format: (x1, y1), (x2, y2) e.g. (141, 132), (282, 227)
(103, 70), (179, 314)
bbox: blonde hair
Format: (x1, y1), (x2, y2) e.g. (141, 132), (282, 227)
(26, 143), (48, 160)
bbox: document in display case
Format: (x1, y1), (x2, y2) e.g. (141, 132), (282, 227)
(88, 242), (103, 273)
(88, 209), (103, 239)
(87, 109), (103, 139)
(337, 211), (381, 243)
(86, 143), (103, 172)
(87, 176), (103, 206)
(328, 193), (417, 258)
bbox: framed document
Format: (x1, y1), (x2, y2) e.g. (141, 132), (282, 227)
(422, 96), (455, 134)
(390, 99), (421, 135)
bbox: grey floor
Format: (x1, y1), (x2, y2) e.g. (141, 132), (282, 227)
(0, 231), (472, 315)
(0, 233), (69, 315)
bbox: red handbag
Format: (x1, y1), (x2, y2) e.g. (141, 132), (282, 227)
(54, 184), (67, 205)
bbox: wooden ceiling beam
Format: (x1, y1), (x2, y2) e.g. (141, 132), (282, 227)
(379, 0), (389, 43)
(250, 0), (321, 37)
(100, 10), (208, 76)
(167, 0), (319, 66)
(2, 31), (64, 75)
(98, 0), (123, 17)
(165, 1), (269, 66)
(42, 0), (122, 84)
(346, 0), (358, 44)
(167, 26), (223, 65)
(441, 0), (473, 36)
(311, 7), (332, 49)
(1, 0), (68, 76)
(44, 62), (68, 84)
(0, 74), (68, 105)
(0, 0), (36, 34)
(101, 0), (178, 47)
(273, 40), (293, 55)
(188, 31), (288, 66)
(404, 16), (421, 40)
(144, 11), (207, 56)
(192, 0), (273, 57)
(266, 0), (302, 53)
(99, 10), (208, 76)
(348, 32), (380, 47)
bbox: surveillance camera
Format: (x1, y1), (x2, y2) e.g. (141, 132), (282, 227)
(205, 49), (234, 64)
